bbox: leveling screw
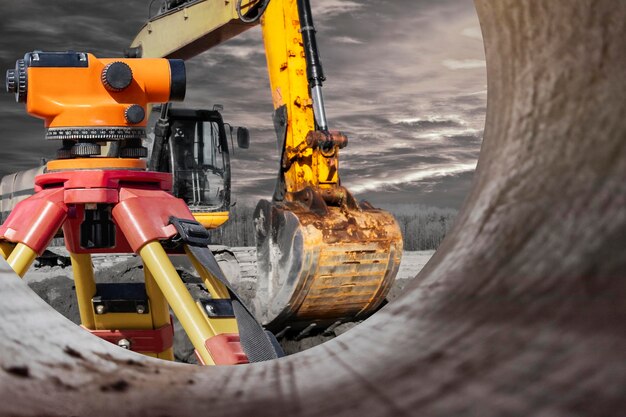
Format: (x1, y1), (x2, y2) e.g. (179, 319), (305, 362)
(205, 305), (216, 316)
(117, 339), (131, 350)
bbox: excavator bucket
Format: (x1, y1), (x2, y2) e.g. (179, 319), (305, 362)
(254, 189), (402, 333)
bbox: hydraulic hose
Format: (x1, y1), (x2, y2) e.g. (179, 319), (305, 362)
(296, 0), (328, 131)
(237, 0), (271, 24)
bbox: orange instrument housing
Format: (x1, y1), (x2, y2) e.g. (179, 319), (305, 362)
(7, 51), (185, 138)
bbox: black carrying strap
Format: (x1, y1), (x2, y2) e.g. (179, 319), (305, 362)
(170, 217), (283, 362)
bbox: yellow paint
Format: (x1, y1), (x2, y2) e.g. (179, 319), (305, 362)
(0, 242), (15, 260)
(94, 312), (155, 331)
(6, 243), (37, 278)
(70, 253), (97, 329)
(140, 241), (216, 365)
(193, 211), (229, 229)
(144, 264), (175, 361)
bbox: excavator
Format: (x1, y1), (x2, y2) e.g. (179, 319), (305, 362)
(129, 0), (403, 333)
(1, 0), (402, 346)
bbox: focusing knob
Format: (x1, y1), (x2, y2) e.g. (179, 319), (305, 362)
(102, 62), (133, 92)
(6, 69), (16, 93)
(6, 59), (28, 103)
(125, 104), (145, 124)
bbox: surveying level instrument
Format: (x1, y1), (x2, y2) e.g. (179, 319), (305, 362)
(1, 51), (282, 365)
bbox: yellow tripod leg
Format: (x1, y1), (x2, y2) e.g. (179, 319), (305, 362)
(70, 253), (97, 329)
(6, 243), (38, 278)
(0, 242), (15, 260)
(140, 241), (217, 365)
(144, 264), (175, 361)
(184, 246), (241, 336)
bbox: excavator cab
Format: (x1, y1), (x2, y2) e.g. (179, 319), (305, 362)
(148, 107), (240, 229)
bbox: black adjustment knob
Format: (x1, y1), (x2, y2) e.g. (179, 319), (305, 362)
(120, 146), (148, 158)
(102, 62), (133, 92)
(125, 105), (145, 124)
(56, 148), (73, 160)
(6, 69), (16, 93)
(71, 142), (102, 157)
(6, 59), (27, 102)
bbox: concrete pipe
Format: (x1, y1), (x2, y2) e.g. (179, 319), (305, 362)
(1, 0), (625, 415)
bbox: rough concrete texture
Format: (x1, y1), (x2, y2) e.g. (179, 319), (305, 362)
(1, 1), (625, 416)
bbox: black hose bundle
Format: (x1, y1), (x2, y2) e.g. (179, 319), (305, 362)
(236, 0), (271, 23)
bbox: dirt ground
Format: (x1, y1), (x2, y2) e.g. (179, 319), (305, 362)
(23, 248), (434, 361)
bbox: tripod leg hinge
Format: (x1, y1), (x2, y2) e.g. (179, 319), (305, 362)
(0, 188), (67, 255)
(84, 323), (174, 354)
(114, 188), (193, 253)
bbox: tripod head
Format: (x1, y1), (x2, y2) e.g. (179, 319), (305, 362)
(5, 51), (186, 159)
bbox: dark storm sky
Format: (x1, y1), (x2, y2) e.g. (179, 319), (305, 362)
(0, 0), (486, 209)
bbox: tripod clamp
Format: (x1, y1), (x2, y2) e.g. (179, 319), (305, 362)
(169, 217), (211, 247)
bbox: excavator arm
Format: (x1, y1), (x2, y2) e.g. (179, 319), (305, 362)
(128, 0), (257, 59)
(130, 0), (402, 333)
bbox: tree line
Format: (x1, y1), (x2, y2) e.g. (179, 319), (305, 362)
(380, 203), (457, 251)
(211, 202), (457, 251)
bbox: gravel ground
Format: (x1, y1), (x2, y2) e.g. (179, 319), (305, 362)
(24, 249), (433, 362)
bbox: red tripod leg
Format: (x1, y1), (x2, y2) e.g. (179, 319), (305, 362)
(0, 188), (67, 276)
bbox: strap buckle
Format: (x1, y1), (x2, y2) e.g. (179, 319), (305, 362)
(169, 216), (211, 247)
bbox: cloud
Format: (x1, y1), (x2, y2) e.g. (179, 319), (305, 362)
(461, 26), (483, 40)
(358, 169), (476, 208)
(346, 162), (478, 194)
(312, 0), (364, 18)
(442, 59), (486, 70)
(330, 36), (364, 45)
(392, 115), (466, 129)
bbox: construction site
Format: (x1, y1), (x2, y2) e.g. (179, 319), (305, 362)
(0, 0), (625, 416)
